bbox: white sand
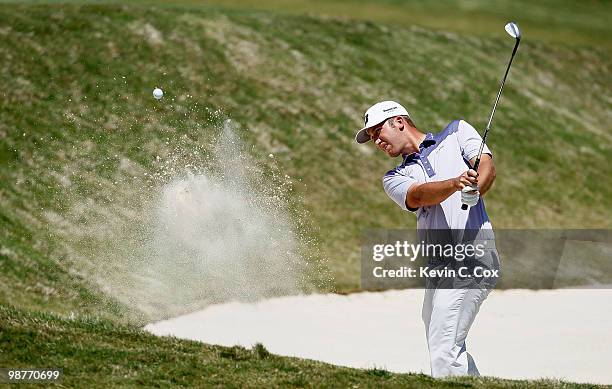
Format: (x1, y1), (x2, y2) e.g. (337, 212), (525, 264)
(145, 289), (612, 384)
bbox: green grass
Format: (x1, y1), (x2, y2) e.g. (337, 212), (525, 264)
(0, 304), (602, 388)
(0, 2), (610, 386)
(3, 0), (611, 48)
(0, 3), (610, 310)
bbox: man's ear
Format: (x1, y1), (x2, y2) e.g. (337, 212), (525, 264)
(396, 116), (404, 131)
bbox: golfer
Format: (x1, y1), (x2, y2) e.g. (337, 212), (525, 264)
(356, 100), (500, 377)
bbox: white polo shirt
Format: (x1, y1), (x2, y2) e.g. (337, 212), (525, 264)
(382, 120), (492, 231)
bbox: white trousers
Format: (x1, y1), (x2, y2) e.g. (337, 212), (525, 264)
(422, 287), (491, 377)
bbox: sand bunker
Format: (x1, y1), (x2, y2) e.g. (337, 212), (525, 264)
(146, 289), (611, 384)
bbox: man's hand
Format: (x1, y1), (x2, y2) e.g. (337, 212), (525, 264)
(454, 169), (478, 190)
(455, 169), (480, 207)
(461, 185), (480, 206)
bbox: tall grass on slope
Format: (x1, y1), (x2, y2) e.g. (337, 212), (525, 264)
(0, 5), (610, 316)
(4, 0), (612, 48)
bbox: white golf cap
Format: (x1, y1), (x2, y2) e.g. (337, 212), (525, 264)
(355, 100), (411, 144)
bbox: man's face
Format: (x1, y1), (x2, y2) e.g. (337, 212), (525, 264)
(366, 117), (404, 158)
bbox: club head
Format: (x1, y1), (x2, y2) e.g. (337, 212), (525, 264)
(505, 22), (521, 39)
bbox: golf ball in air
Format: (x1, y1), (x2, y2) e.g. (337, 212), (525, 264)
(153, 88), (163, 100)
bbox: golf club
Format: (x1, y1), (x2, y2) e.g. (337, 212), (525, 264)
(462, 21), (521, 210)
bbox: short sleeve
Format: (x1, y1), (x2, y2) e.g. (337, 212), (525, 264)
(457, 120), (492, 162)
(382, 166), (422, 212)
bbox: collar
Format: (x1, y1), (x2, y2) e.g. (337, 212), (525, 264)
(402, 133), (436, 162)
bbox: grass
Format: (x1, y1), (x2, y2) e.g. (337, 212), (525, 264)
(2, 3), (610, 303)
(0, 2), (610, 386)
(2, 0), (611, 48)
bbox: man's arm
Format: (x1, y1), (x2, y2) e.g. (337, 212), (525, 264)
(457, 120), (496, 196)
(471, 154), (496, 196)
(406, 154), (496, 208)
(406, 169), (478, 209)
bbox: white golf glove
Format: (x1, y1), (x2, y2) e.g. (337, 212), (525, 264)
(461, 185), (480, 207)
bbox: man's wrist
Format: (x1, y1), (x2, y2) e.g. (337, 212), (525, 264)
(450, 178), (462, 191)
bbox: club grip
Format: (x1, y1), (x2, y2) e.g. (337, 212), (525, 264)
(461, 158), (480, 211)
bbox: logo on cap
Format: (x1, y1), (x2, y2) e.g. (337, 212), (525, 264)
(382, 106), (397, 113)
(364, 114), (369, 126)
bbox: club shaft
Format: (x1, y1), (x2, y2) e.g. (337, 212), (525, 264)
(474, 38), (520, 171)
(461, 38), (520, 210)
